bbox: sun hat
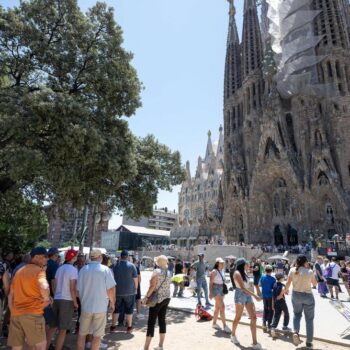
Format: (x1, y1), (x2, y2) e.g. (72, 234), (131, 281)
(235, 258), (247, 267)
(216, 257), (225, 263)
(65, 249), (78, 262)
(90, 248), (103, 258)
(30, 247), (48, 258)
(154, 255), (168, 269)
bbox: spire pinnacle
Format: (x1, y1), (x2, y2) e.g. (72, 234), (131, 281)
(208, 130), (212, 137)
(227, 0), (236, 16)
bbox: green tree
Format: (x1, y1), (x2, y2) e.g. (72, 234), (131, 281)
(0, 192), (48, 254)
(0, 0), (185, 220)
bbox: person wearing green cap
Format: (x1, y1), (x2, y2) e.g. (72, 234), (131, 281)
(230, 258), (263, 349)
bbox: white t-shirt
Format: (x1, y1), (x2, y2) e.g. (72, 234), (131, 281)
(54, 264), (78, 300)
(328, 262), (341, 280)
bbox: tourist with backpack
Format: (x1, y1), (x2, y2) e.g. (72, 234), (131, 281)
(270, 273), (291, 337)
(209, 258), (231, 334)
(285, 255), (317, 349)
(325, 257), (341, 299)
(314, 256), (327, 298)
(231, 258), (263, 349)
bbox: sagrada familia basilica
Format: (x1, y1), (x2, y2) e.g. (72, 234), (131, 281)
(171, 0), (350, 246)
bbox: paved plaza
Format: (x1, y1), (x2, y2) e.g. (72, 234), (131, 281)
(1, 270), (350, 349)
(1, 308), (346, 350)
(140, 271), (350, 347)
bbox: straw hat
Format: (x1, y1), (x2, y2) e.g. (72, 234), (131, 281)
(154, 255), (168, 269)
(216, 257), (225, 263)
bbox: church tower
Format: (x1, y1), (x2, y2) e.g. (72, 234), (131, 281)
(223, 0), (350, 245)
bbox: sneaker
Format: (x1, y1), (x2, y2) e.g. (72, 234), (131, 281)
(206, 302), (214, 307)
(230, 335), (240, 344)
(223, 325), (231, 334)
(270, 328), (276, 338)
(212, 324), (221, 330)
(292, 333), (301, 346)
(251, 343), (263, 349)
(306, 342), (313, 349)
(154, 347), (164, 350)
(282, 326), (292, 332)
(126, 326), (133, 333)
(110, 325), (117, 332)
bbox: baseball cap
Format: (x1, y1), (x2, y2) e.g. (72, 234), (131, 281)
(90, 249), (102, 258)
(65, 249), (78, 262)
(30, 247), (48, 257)
(275, 273), (284, 280)
(48, 247), (59, 256)
(198, 253), (205, 257)
(265, 264), (273, 271)
(121, 250), (129, 257)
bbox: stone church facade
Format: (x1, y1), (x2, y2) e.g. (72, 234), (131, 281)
(171, 129), (224, 246)
(222, 0), (350, 245)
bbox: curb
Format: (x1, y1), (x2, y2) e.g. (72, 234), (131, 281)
(168, 305), (350, 348)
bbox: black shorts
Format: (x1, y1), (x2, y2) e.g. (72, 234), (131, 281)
(326, 278), (340, 287)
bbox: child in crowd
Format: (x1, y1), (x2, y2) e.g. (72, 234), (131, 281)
(270, 273), (291, 337)
(259, 265), (276, 332)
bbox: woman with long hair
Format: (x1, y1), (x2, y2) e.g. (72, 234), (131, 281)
(285, 255), (317, 349)
(141, 255), (171, 350)
(209, 258), (230, 333)
(231, 258), (263, 349)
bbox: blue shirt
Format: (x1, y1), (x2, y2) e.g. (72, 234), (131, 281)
(77, 262), (116, 313)
(113, 260), (137, 296)
(260, 274), (276, 298)
(46, 259), (59, 296)
(273, 281), (285, 300)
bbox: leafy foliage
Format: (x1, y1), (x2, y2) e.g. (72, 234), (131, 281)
(0, 0), (185, 219)
(0, 191), (48, 254)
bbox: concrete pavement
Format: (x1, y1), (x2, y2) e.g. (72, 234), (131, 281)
(139, 271), (350, 347)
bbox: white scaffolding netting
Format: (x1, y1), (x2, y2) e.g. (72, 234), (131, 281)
(266, 0), (337, 98)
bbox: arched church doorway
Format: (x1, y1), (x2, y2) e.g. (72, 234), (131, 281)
(239, 233), (245, 243)
(274, 225), (284, 246)
(287, 224), (298, 246)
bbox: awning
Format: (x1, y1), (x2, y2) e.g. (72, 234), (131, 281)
(189, 237), (198, 240)
(178, 237), (187, 240)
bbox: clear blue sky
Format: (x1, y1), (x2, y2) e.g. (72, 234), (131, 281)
(2, 0), (245, 228)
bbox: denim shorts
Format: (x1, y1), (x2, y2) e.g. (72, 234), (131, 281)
(234, 288), (253, 305)
(212, 284), (224, 297)
(115, 295), (135, 315)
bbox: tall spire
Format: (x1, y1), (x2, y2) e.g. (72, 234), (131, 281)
(205, 130), (213, 162)
(241, 0), (263, 79)
(224, 0), (241, 100)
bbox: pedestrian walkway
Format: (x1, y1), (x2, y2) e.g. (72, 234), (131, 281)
(143, 271), (350, 347)
(1, 309), (345, 350)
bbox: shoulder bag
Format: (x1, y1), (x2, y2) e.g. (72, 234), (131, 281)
(146, 271), (167, 308)
(217, 269), (228, 295)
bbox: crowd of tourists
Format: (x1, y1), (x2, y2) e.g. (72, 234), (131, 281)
(1, 247), (350, 350)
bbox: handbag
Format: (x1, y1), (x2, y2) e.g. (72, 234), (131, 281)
(146, 272), (167, 308)
(217, 270), (228, 295)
